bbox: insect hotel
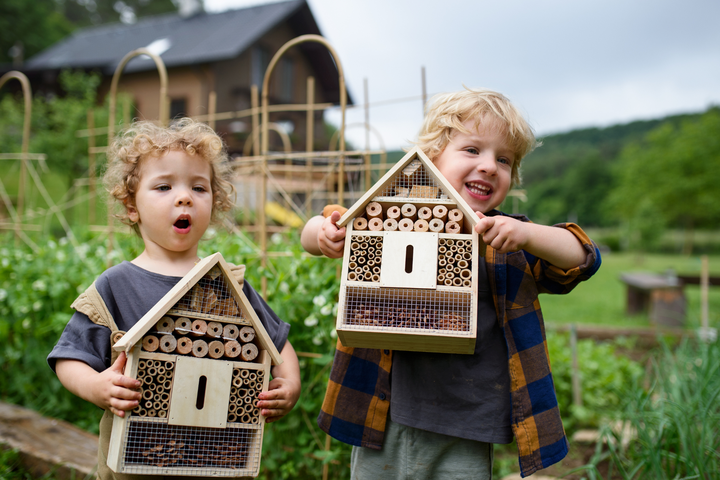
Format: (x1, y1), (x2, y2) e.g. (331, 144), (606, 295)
(107, 253), (282, 477)
(336, 146), (483, 354)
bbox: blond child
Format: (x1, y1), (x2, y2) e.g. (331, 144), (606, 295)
(48, 118), (301, 479)
(301, 88), (601, 479)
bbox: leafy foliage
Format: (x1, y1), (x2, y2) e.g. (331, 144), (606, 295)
(0, 0), (74, 64)
(580, 338), (720, 479)
(0, 228), (351, 478)
(605, 108), (720, 250)
(548, 333), (644, 433)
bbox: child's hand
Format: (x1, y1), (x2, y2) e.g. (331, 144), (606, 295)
(257, 376), (301, 423)
(474, 211), (530, 254)
(55, 352), (142, 418)
(317, 211), (346, 258)
(93, 352), (142, 417)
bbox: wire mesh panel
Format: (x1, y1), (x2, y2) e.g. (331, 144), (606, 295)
(120, 418), (262, 476)
(342, 285), (473, 334)
(376, 159), (451, 200)
(170, 266), (249, 324)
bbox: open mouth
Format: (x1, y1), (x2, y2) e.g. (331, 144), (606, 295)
(466, 182), (492, 197)
(174, 216), (191, 231)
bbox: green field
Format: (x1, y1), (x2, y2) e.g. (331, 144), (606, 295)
(542, 251), (720, 329)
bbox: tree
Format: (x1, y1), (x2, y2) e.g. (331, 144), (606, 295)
(0, 0), (74, 64)
(605, 107), (720, 251)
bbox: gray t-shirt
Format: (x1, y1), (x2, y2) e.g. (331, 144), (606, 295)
(389, 257), (512, 444)
(48, 261), (290, 373)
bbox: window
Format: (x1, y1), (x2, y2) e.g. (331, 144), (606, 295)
(170, 98), (187, 120)
(279, 57), (294, 102)
(252, 45), (270, 91)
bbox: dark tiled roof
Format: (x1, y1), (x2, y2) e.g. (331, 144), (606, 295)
(25, 0), (308, 74)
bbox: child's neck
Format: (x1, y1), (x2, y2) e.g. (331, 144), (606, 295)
(131, 248), (200, 277)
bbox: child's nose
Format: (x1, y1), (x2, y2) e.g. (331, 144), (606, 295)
(175, 189), (193, 206)
(476, 154), (497, 175)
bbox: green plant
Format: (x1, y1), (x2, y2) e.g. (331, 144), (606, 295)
(547, 331), (644, 433)
(577, 338), (720, 479)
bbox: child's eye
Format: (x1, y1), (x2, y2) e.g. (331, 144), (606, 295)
(498, 157), (511, 166)
(193, 185), (208, 192)
(466, 147), (479, 155)
(157, 185), (171, 191)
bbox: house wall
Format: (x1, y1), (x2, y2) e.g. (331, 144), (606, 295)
(97, 65), (213, 122)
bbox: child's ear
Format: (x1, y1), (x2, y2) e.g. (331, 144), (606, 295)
(125, 200), (139, 223)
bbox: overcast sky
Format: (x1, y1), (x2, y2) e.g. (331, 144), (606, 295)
(205, 0), (720, 151)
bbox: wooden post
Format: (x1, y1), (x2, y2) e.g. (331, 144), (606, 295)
(421, 66), (427, 116)
(306, 77), (315, 218)
(87, 109), (96, 225)
(701, 255), (709, 330)
(208, 90), (217, 130)
(364, 78), (371, 191)
(570, 324), (582, 406)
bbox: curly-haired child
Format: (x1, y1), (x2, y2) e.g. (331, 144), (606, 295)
(48, 118), (301, 480)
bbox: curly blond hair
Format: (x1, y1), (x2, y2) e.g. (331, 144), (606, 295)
(103, 118), (235, 234)
(415, 87), (539, 187)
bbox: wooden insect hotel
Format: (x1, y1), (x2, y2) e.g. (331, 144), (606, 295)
(108, 253), (282, 477)
(336, 146), (483, 354)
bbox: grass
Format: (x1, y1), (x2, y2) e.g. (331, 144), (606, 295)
(542, 252), (720, 330)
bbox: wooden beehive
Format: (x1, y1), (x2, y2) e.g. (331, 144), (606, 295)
(336, 147), (484, 354)
(107, 253), (282, 477)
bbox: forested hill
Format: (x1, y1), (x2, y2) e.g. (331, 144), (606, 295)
(512, 110), (710, 228)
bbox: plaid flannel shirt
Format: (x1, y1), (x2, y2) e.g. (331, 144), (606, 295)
(317, 217), (602, 478)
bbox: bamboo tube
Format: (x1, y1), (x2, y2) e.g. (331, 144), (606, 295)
(223, 324), (239, 340)
(353, 217), (368, 231)
(458, 260), (468, 269)
(366, 202), (383, 219)
(444, 278), (453, 286)
(445, 271), (455, 280)
(448, 208), (463, 223)
(249, 373), (257, 382)
(418, 206), (432, 220)
(445, 221), (461, 234)
(461, 269), (472, 279)
(227, 413), (237, 423)
(225, 340), (241, 358)
(372, 274), (380, 282)
(439, 259), (447, 267)
(192, 339), (209, 357)
(401, 203), (417, 220)
(372, 266), (381, 274)
(383, 218), (398, 231)
(432, 205), (448, 221)
(398, 218), (414, 231)
(348, 271), (358, 281)
(386, 205), (401, 219)
(142, 335), (159, 352)
(241, 343), (258, 362)
(240, 369), (250, 378)
(453, 277), (463, 286)
(360, 241), (369, 250)
(164, 361), (173, 370)
(368, 218), (383, 231)
(207, 321), (223, 338)
(208, 340), (225, 359)
(453, 266), (461, 274)
(155, 316), (174, 334)
(348, 261), (358, 270)
(239, 326), (256, 343)
(414, 219), (429, 232)
(364, 272), (372, 281)
(429, 218), (444, 232)
(143, 390), (154, 400)
(159, 334), (177, 353)
(438, 245), (447, 254)
(437, 274), (445, 282)
(191, 319), (208, 336)
(177, 337), (192, 354)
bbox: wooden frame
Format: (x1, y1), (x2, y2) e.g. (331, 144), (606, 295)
(335, 148), (482, 354)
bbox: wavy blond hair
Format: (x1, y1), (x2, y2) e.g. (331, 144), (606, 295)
(415, 87), (539, 186)
(103, 118), (235, 234)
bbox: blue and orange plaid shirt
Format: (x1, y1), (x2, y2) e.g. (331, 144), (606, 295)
(318, 218), (602, 478)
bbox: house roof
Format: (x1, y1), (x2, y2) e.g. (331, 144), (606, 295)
(24, 0), (349, 103)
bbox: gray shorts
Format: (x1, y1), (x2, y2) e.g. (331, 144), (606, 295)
(350, 419), (494, 480)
